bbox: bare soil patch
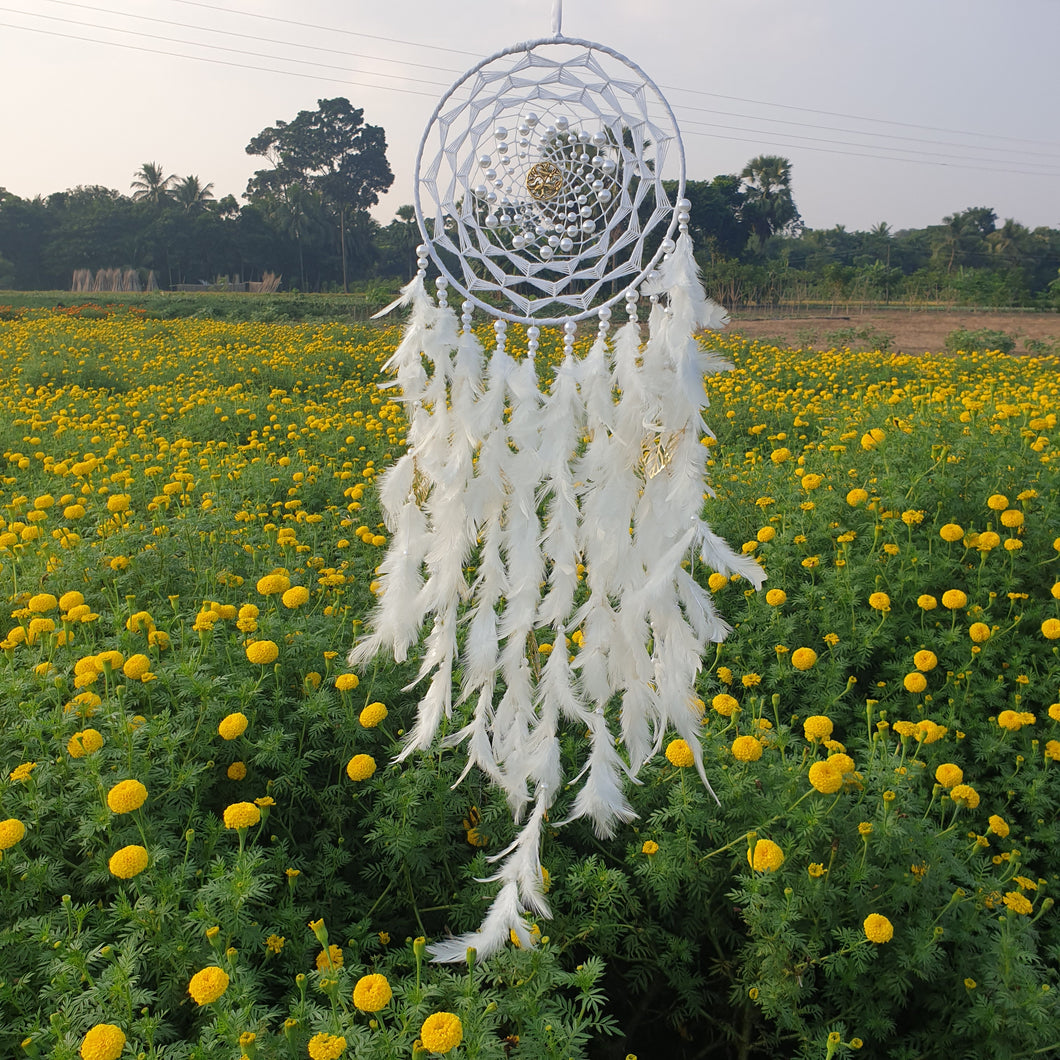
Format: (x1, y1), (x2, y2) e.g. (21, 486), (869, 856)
(726, 308), (1060, 356)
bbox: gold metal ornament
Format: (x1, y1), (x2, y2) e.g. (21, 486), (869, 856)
(526, 161), (563, 200)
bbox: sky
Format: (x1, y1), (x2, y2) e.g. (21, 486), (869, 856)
(2, 0), (1059, 234)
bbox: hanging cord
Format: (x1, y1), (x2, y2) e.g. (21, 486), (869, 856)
(551, 0), (562, 36)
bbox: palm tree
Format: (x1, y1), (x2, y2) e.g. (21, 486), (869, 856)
(130, 162), (175, 204)
(739, 155), (801, 247)
(172, 176), (215, 213)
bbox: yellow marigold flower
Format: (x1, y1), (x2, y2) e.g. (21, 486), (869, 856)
(9, 761), (35, 783)
(915, 719), (946, 744)
(712, 693), (739, 717)
(801, 473), (823, 491)
(893, 720), (916, 738)
(791, 647), (817, 671)
(121, 653), (151, 680)
(665, 739), (695, 768)
(0, 818), (26, 849)
(255, 795), (275, 808)
(939, 523), (964, 542)
(969, 622), (991, 643)
(97, 650), (125, 671)
(59, 590), (85, 611)
(903, 672), (927, 693)
(1042, 618), (1060, 640)
(771, 447), (791, 464)
(1002, 891), (1032, 915)
(67, 729), (104, 757)
(218, 712), (249, 740)
(803, 715), (833, 742)
(359, 701), (388, 728)
(346, 754), (376, 782)
(748, 838), (784, 873)
(918, 594), (938, 611)
(950, 784), (980, 810)
(126, 610), (155, 633)
(316, 944), (344, 971)
(1052, 583), (1060, 601)
(707, 572), (728, 591)
(941, 589), (968, 610)
(863, 913), (894, 943)
(934, 763), (963, 788)
(188, 966), (230, 1005)
(108, 844), (149, 879)
(266, 934), (285, 954)
(641, 840), (659, 856)
(106, 494), (131, 514)
(913, 650), (937, 672)
(764, 588), (787, 607)
(1044, 740), (1060, 761)
(846, 488), (869, 506)
(868, 592), (890, 612)
(420, 1012), (463, 1054)
(1048, 703), (1060, 722)
(27, 593), (58, 613)
(988, 814), (1009, 837)
(965, 978), (977, 989)
(828, 752), (855, 776)
(353, 973), (392, 1012)
(281, 585), (310, 609)
(757, 526), (776, 543)
(335, 673), (360, 692)
(227, 761), (247, 781)
(308, 1033), (347, 1060)
(731, 735), (763, 762)
(107, 779), (147, 814)
(808, 761), (842, 794)
(245, 639), (279, 664)
(986, 493), (1008, 510)
(256, 573), (290, 595)
(742, 672), (762, 687)
(997, 710), (1023, 732)
(223, 802), (261, 830)
(808, 863), (826, 878)
(1000, 508), (1023, 528)
(79, 1023), (126, 1060)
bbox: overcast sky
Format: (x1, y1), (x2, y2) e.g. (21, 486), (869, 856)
(2, 0), (1058, 233)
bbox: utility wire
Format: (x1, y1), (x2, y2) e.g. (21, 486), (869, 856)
(4, 6), (1059, 179)
(38, 0), (1060, 163)
(0, 7), (453, 89)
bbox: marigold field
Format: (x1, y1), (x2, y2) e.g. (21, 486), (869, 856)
(0, 305), (1058, 1060)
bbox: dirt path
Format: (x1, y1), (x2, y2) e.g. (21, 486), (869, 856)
(725, 309), (1060, 356)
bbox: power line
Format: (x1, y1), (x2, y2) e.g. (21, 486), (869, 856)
(41, 0), (1060, 163)
(4, 7), (1058, 181)
(0, 20), (441, 97)
(0, 7), (453, 89)
(36, 0), (466, 76)
(167, 0), (482, 58)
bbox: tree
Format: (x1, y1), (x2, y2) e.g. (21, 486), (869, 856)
(739, 155), (802, 248)
(172, 176), (215, 213)
(130, 163), (175, 205)
(246, 98), (393, 291)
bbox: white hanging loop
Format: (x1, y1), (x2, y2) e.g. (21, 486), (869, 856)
(551, 0), (563, 36)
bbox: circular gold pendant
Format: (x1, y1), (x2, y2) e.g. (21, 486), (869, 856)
(526, 161), (563, 201)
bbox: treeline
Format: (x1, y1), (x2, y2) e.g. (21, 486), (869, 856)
(0, 95), (1058, 308)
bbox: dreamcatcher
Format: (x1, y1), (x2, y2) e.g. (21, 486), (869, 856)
(350, 2), (765, 960)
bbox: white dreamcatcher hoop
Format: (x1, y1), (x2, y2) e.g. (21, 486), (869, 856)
(414, 36), (684, 323)
(352, 9), (765, 961)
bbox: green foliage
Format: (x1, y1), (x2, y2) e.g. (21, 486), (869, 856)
(944, 327), (1016, 354)
(0, 316), (1057, 1058)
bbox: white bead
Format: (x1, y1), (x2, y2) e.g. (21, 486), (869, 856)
(494, 319), (507, 332)
(485, 214), (499, 228)
(416, 244), (427, 255)
(676, 197), (691, 211)
(591, 131), (606, 146)
(435, 276), (448, 288)
(527, 325), (540, 338)
(564, 320), (577, 334)
(478, 155), (491, 167)
(526, 113), (539, 126)
(598, 190), (612, 203)
(582, 220), (596, 233)
(560, 237), (574, 252)
(660, 238), (676, 255)
(494, 126), (508, 140)
(540, 246), (554, 259)
(598, 306), (612, 320)
(677, 211), (690, 224)
(556, 116), (568, 130)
